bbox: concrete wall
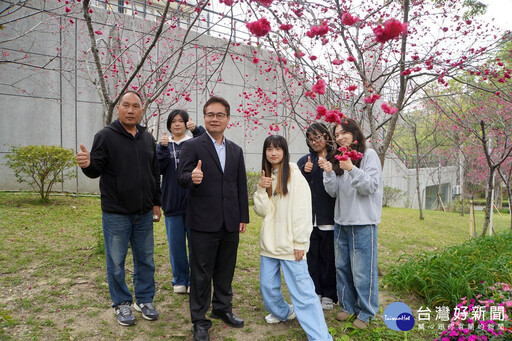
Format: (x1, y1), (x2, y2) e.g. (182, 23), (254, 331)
(0, 0), (458, 208)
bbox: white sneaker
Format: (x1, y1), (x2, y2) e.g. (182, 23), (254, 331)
(265, 305), (296, 324)
(321, 297), (334, 310)
(173, 285), (187, 294)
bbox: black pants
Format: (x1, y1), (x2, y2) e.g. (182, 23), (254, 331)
(189, 226), (239, 329)
(307, 227), (337, 302)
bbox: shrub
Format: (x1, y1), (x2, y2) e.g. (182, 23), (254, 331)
(5, 145), (77, 201)
(384, 230), (512, 308)
(246, 171), (261, 205)
(382, 185), (403, 207)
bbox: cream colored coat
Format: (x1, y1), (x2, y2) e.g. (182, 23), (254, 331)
(253, 163), (313, 261)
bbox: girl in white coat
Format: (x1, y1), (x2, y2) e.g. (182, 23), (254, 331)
(254, 135), (332, 341)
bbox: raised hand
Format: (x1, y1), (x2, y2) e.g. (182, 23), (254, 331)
(258, 170), (272, 189)
(161, 131), (169, 147)
(318, 157), (333, 173)
(186, 117), (196, 132)
(304, 155), (313, 173)
(191, 160), (203, 184)
(76, 144), (91, 168)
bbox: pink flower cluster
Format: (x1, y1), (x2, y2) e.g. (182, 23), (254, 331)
(435, 282), (512, 341)
(341, 12), (359, 26)
(364, 94), (381, 104)
(279, 24), (293, 31)
(253, 0), (273, 7)
(312, 79), (326, 95)
(373, 19), (408, 44)
(306, 21), (329, 38)
(381, 103), (398, 114)
(219, 0), (234, 6)
(335, 146), (363, 161)
(315, 105), (343, 124)
(246, 18), (271, 37)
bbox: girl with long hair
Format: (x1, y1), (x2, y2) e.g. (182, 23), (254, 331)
(254, 135), (332, 341)
(319, 118), (383, 329)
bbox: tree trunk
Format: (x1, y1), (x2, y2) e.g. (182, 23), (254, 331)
(416, 163), (424, 219)
(481, 169), (495, 236)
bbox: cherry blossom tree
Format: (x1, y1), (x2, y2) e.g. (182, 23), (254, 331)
(431, 92), (512, 235)
(228, 0), (508, 166)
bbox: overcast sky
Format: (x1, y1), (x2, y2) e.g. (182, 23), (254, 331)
(481, 0), (512, 30)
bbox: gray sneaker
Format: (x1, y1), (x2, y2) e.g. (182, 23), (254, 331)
(114, 302), (136, 326)
(134, 302), (159, 320)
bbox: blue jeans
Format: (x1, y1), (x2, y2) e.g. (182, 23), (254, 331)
(102, 210), (155, 306)
(334, 224), (379, 323)
(164, 214), (190, 287)
(260, 256), (332, 341)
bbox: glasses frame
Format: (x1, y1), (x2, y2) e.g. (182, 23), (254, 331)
(307, 134), (325, 145)
(204, 112), (228, 120)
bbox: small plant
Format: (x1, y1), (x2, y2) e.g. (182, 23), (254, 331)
(435, 282), (512, 340)
(382, 185), (403, 207)
(5, 145), (77, 201)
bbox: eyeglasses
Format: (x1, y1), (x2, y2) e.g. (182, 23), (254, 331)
(307, 135), (324, 144)
(204, 112), (228, 120)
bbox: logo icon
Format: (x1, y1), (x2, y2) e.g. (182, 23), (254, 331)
(383, 302), (415, 331)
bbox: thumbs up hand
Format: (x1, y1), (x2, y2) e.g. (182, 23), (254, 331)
(318, 157), (332, 173)
(186, 117), (196, 132)
(191, 160), (203, 184)
(76, 144), (91, 168)
(161, 131), (169, 147)
(304, 155), (313, 173)
(258, 170), (272, 189)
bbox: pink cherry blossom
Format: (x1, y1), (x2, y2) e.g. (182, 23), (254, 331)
(312, 79), (326, 94)
(364, 94), (381, 104)
(246, 18), (271, 37)
(342, 12), (359, 26)
(381, 102), (398, 114)
(253, 0), (273, 7)
(219, 0), (234, 5)
(373, 19), (408, 44)
(347, 55), (356, 62)
(279, 24), (293, 31)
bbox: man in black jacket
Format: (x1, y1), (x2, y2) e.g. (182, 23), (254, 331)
(76, 91), (162, 326)
(178, 96), (249, 341)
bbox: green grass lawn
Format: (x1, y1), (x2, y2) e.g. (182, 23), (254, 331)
(0, 192), (510, 340)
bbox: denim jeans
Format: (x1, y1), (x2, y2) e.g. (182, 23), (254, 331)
(334, 224), (379, 323)
(260, 256), (332, 341)
(102, 210), (155, 306)
(164, 214), (190, 287)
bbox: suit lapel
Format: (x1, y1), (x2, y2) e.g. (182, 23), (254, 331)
(201, 134), (223, 172)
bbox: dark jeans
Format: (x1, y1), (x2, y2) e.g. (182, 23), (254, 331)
(102, 210), (155, 306)
(189, 226), (239, 329)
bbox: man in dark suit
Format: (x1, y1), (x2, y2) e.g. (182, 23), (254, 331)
(177, 96), (249, 341)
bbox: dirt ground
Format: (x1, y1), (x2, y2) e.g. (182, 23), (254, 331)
(1, 265), (405, 341)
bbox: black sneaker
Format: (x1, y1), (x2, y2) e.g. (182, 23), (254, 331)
(134, 302), (159, 321)
(114, 302), (136, 326)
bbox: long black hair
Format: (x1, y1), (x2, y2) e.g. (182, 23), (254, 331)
(332, 118), (367, 173)
(261, 135), (290, 197)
